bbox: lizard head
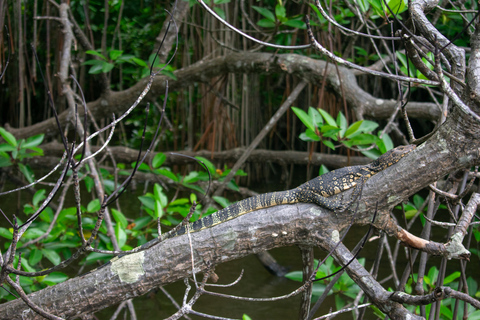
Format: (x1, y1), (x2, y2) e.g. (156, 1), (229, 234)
(370, 144), (416, 170)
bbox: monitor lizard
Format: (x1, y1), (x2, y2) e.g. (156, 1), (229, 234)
(86, 144), (415, 273)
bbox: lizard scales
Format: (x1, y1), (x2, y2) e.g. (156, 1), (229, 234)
(161, 144), (415, 242)
(85, 145), (414, 274)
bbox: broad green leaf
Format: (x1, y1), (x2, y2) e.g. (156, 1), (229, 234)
(32, 189), (46, 207)
(86, 199), (101, 213)
(275, 4), (286, 20)
(131, 161), (150, 172)
(138, 195), (155, 210)
(42, 272), (68, 285)
(345, 120), (364, 138)
(242, 314), (253, 320)
(156, 169), (178, 181)
(154, 199), (163, 218)
(0, 128), (17, 147)
(256, 18), (276, 28)
(184, 171), (199, 183)
(115, 223), (127, 248)
(29, 248), (43, 266)
(190, 193), (197, 204)
(22, 134), (44, 149)
(322, 140), (336, 150)
(349, 134), (378, 146)
(132, 216), (153, 230)
(18, 163), (34, 183)
(299, 129), (320, 142)
(112, 208), (128, 229)
(282, 19), (306, 29)
(0, 227), (12, 239)
(109, 49), (124, 61)
(252, 6), (275, 22)
(213, 7), (226, 20)
(285, 270), (303, 281)
(85, 50), (107, 60)
(23, 228), (45, 239)
(380, 133), (394, 151)
(41, 248), (61, 265)
(336, 112), (348, 138)
(308, 107), (323, 127)
(317, 109), (337, 127)
(88, 63), (106, 74)
(292, 107), (315, 132)
(213, 196), (231, 208)
(152, 152), (166, 168)
(359, 120), (379, 133)
(443, 271), (461, 284)
(102, 62), (115, 73)
(360, 148), (382, 159)
(319, 165), (330, 176)
(195, 156), (216, 175)
(154, 183), (168, 207)
(132, 57), (148, 67)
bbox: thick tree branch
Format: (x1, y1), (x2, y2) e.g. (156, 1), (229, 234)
(4, 52), (440, 139)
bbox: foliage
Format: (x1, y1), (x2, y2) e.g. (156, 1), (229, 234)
(0, 151), (247, 301)
(291, 107), (392, 158)
(0, 127), (44, 183)
(286, 256), (362, 309)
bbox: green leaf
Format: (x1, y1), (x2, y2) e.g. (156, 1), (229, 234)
(109, 49), (124, 61)
(18, 163), (35, 184)
(275, 4), (286, 19)
(257, 18), (276, 28)
(102, 62), (115, 73)
(23, 228), (45, 239)
(299, 128), (320, 142)
(152, 152), (166, 168)
(308, 107), (323, 127)
(86, 199), (101, 213)
(252, 6), (275, 22)
(0, 227), (12, 239)
(213, 7), (226, 20)
(282, 19), (306, 29)
(184, 171), (200, 183)
(42, 272), (68, 285)
(336, 112), (348, 138)
(22, 134), (44, 149)
(358, 120), (379, 133)
(284, 271), (303, 281)
(213, 196), (231, 208)
(319, 165), (330, 176)
(443, 271), (461, 284)
(132, 57), (148, 67)
(41, 248), (61, 265)
(195, 156), (216, 175)
(32, 189), (46, 207)
(317, 109), (337, 127)
(380, 133), (394, 151)
(322, 140), (336, 150)
(85, 50), (107, 60)
(115, 223), (127, 248)
(154, 199), (164, 218)
(153, 183), (168, 207)
(132, 216), (152, 230)
(292, 107), (315, 132)
(138, 195), (155, 210)
(345, 120), (364, 138)
(29, 248), (43, 266)
(112, 209), (128, 229)
(156, 169), (178, 181)
(0, 128), (17, 147)
(242, 314), (253, 320)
